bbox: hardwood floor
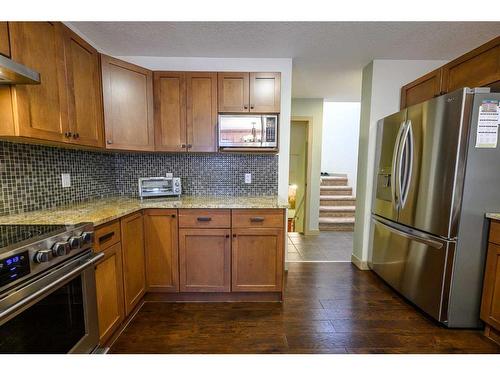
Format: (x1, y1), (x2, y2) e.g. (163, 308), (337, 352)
(109, 263), (500, 353)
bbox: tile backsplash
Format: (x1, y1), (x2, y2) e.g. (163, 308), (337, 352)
(0, 141), (278, 216)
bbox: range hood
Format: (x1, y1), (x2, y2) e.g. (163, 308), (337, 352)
(0, 54), (40, 84)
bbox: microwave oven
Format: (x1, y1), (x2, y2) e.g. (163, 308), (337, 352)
(218, 114), (278, 151)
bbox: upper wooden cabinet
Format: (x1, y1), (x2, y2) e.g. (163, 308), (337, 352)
(101, 55), (154, 151)
(154, 71), (217, 152)
(400, 68), (443, 109)
(62, 25), (104, 148)
(218, 72), (280, 113)
(0, 22), (10, 57)
(144, 209), (179, 292)
(401, 36), (500, 109)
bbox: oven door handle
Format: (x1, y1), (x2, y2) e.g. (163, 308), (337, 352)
(0, 252), (104, 322)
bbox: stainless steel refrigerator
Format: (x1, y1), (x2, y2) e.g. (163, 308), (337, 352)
(369, 88), (500, 328)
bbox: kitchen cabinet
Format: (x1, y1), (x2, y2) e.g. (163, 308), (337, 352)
(62, 26), (104, 148)
(481, 220), (500, 346)
(400, 36), (500, 109)
(144, 209), (179, 292)
(179, 228), (231, 292)
(232, 227), (284, 292)
(0, 22), (10, 57)
(400, 68), (443, 109)
(101, 55), (154, 151)
(218, 72), (281, 113)
(95, 242), (125, 345)
(154, 71), (217, 152)
(120, 212), (146, 316)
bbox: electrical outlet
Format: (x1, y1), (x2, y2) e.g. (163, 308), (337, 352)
(245, 173), (252, 184)
(61, 173), (71, 188)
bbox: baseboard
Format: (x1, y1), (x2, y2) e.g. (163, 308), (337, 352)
(304, 229), (320, 236)
(145, 292), (283, 302)
(351, 253), (370, 270)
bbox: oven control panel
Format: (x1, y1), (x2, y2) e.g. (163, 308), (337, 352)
(0, 251), (30, 288)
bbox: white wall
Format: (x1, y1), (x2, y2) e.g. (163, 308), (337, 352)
(352, 59), (448, 268)
(291, 99), (324, 233)
(116, 56), (293, 201)
(322, 102), (361, 194)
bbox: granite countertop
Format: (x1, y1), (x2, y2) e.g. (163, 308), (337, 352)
(486, 213), (500, 221)
(0, 196), (289, 226)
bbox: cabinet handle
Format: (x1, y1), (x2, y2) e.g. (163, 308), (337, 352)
(107, 140), (113, 144)
(225, 234), (230, 238)
(187, 144), (192, 149)
(171, 214), (176, 218)
(181, 144), (186, 148)
(64, 132), (72, 138)
(197, 217), (212, 222)
(72, 133), (80, 139)
(250, 105), (255, 109)
(98, 232), (114, 243)
(244, 105), (248, 109)
(250, 217), (265, 222)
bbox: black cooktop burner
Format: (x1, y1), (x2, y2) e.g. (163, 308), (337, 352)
(0, 224), (67, 249)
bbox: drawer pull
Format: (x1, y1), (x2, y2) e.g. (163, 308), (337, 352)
(250, 217), (265, 223)
(197, 217), (212, 222)
(171, 214), (176, 218)
(98, 232), (114, 243)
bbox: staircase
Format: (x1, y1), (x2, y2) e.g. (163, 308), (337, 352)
(319, 175), (356, 231)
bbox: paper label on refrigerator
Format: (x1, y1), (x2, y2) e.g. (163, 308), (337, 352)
(475, 99), (499, 148)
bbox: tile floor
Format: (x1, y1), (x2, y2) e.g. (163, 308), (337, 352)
(287, 231), (353, 261)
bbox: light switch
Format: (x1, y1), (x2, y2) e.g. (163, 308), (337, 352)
(61, 173), (71, 188)
(245, 173), (252, 184)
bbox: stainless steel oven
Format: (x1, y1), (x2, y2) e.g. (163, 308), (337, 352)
(0, 223), (102, 353)
(218, 114), (278, 151)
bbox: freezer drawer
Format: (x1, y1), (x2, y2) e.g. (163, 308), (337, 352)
(369, 216), (455, 323)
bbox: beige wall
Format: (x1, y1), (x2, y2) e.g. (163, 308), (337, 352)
(291, 98), (324, 234)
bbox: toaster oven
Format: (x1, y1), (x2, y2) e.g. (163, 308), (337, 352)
(138, 177), (181, 198)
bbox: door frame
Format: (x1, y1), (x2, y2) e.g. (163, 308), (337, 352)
(290, 116), (314, 235)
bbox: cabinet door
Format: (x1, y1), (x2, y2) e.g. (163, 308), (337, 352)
(8, 22), (70, 142)
(121, 212), (146, 316)
(0, 22), (10, 57)
(218, 72), (249, 112)
(480, 241), (500, 331)
(63, 26), (104, 148)
(144, 209), (179, 292)
(443, 37), (500, 93)
(179, 228), (231, 292)
(186, 72), (217, 152)
(249, 72), (281, 113)
(95, 242), (125, 345)
(153, 72), (186, 152)
(232, 227), (284, 292)
(400, 68), (443, 109)
(101, 55), (154, 151)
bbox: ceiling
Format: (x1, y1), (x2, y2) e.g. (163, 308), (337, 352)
(69, 22), (500, 101)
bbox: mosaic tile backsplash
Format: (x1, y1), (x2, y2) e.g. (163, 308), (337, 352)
(0, 141), (278, 216)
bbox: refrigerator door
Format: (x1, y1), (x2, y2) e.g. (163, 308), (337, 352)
(372, 109), (407, 222)
(397, 89), (471, 238)
(370, 215), (455, 322)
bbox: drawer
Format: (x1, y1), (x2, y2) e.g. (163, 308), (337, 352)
(178, 209), (231, 228)
(94, 220), (121, 252)
(490, 220), (500, 246)
(232, 209), (284, 228)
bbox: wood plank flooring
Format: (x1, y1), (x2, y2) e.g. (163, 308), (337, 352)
(109, 263), (500, 354)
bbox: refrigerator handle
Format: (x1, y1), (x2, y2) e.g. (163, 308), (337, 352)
(373, 217), (444, 249)
(400, 120), (414, 209)
(391, 121), (406, 210)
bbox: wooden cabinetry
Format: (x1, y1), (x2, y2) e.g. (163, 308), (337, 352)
(154, 71), (217, 152)
(120, 212), (146, 316)
(400, 69), (443, 109)
(101, 55), (154, 151)
(179, 228), (231, 292)
(95, 242), (125, 345)
(62, 26), (104, 148)
(144, 209), (179, 292)
(400, 36), (500, 109)
(0, 22), (10, 57)
(218, 72), (280, 113)
(481, 220), (500, 346)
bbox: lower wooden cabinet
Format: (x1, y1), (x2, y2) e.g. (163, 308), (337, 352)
(121, 212), (146, 316)
(179, 228), (231, 292)
(144, 209), (179, 292)
(231, 227), (284, 292)
(95, 242), (125, 345)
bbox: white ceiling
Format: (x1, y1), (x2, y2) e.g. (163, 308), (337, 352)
(69, 22), (500, 101)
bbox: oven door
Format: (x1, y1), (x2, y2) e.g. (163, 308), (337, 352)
(0, 251), (103, 353)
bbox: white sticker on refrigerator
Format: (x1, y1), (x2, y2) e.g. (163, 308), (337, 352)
(475, 99), (499, 148)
